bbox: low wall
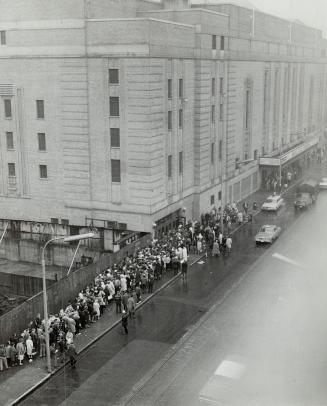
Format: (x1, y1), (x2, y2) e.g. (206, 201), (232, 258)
(0, 272), (54, 297)
(0, 233), (151, 344)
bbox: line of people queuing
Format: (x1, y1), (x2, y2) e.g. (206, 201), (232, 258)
(0, 207), (242, 372)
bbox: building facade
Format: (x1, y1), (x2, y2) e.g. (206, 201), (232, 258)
(0, 0), (326, 238)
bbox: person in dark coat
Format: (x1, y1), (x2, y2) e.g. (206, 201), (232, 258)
(66, 343), (77, 368)
(121, 311), (128, 335)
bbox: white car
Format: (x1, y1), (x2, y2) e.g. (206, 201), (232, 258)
(319, 177), (327, 189)
(261, 195), (284, 211)
(255, 224), (281, 244)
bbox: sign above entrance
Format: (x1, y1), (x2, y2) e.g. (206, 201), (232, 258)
(259, 136), (319, 167)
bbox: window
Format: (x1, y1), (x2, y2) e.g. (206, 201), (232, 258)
(109, 69), (119, 84)
(51, 218), (59, 224)
(110, 128), (120, 147)
(211, 105), (215, 123)
(111, 159), (121, 182)
(210, 195), (215, 205)
(218, 191), (222, 200)
(211, 142), (214, 164)
(36, 100), (44, 119)
(220, 77), (223, 95)
(109, 97), (119, 117)
(168, 79), (172, 99)
(8, 163), (15, 177)
(220, 36), (225, 51)
(219, 103), (223, 121)
(168, 110), (172, 130)
(219, 140), (222, 160)
(212, 78), (216, 96)
(168, 155), (172, 178)
(39, 165), (47, 178)
(6, 132), (13, 149)
(179, 151), (183, 174)
(254, 149), (258, 160)
(4, 99), (12, 118)
(0, 31), (6, 45)
(179, 109), (183, 129)
(179, 79), (183, 99)
(212, 35), (217, 50)
(38, 133), (46, 151)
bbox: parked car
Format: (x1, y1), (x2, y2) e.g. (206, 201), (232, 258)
(261, 195), (284, 211)
(294, 192), (313, 210)
(319, 177), (327, 190)
(255, 225), (281, 244)
(296, 179), (319, 202)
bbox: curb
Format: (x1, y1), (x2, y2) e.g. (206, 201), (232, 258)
(10, 253), (205, 405)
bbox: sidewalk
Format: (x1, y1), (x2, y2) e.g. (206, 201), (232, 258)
(0, 252), (204, 406)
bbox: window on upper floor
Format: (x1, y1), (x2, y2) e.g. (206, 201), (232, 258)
(109, 97), (119, 117)
(211, 105), (215, 123)
(8, 162), (15, 177)
(168, 79), (172, 99)
(6, 132), (14, 149)
(36, 100), (45, 119)
(211, 195), (215, 205)
(211, 142), (215, 164)
(38, 133), (46, 151)
(179, 79), (183, 99)
(39, 164), (48, 178)
(220, 77), (224, 95)
(219, 140), (222, 160)
(212, 35), (217, 50)
(0, 31), (6, 45)
(111, 159), (121, 183)
(168, 110), (172, 130)
(168, 155), (172, 178)
(4, 99), (12, 118)
(219, 103), (223, 121)
(212, 78), (216, 96)
(179, 109), (183, 129)
(109, 69), (119, 84)
(110, 128), (120, 148)
(179, 151), (183, 175)
(220, 36), (225, 51)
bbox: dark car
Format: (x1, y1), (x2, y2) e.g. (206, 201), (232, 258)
(294, 192), (313, 210)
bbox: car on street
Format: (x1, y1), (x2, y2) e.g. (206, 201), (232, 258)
(255, 224), (281, 244)
(319, 177), (327, 190)
(261, 195), (284, 211)
(294, 192), (313, 210)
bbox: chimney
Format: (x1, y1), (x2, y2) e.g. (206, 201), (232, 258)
(162, 0), (190, 10)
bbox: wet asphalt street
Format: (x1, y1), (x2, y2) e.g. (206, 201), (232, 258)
(20, 167), (327, 406)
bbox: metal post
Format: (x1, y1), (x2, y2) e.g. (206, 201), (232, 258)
(41, 254), (51, 374)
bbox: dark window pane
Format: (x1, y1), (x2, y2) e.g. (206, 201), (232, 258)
(109, 97), (119, 116)
(109, 69), (119, 84)
(6, 132), (13, 149)
(36, 100), (44, 119)
(211, 142), (214, 164)
(39, 165), (47, 178)
(179, 109), (183, 129)
(219, 140), (222, 160)
(211, 195), (214, 205)
(38, 133), (46, 151)
(168, 110), (172, 130)
(179, 151), (183, 174)
(211, 105), (215, 123)
(219, 103), (223, 120)
(212, 35), (216, 50)
(218, 191), (222, 200)
(8, 163), (15, 177)
(168, 79), (172, 99)
(220, 35), (225, 51)
(4, 99), (11, 118)
(212, 78), (215, 96)
(0, 31), (6, 45)
(220, 77), (223, 94)
(179, 78), (183, 99)
(110, 128), (120, 147)
(168, 155), (172, 178)
(111, 159), (121, 182)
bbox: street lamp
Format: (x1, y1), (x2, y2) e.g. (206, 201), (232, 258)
(42, 232), (95, 373)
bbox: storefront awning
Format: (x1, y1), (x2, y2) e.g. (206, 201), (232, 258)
(259, 136), (319, 167)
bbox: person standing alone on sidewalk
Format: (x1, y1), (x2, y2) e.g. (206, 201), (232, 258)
(122, 310), (128, 335)
(226, 236), (232, 254)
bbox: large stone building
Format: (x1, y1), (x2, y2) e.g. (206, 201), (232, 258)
(0, 0), (326, 240)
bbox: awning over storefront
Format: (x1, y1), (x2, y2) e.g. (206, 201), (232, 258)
(259, 136), (319, 167)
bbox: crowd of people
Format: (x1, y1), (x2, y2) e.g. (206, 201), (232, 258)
(0, 201), (249, 372)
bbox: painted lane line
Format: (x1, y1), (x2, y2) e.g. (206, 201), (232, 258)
(272, 252), (304, 268)
(215, 360), (246, 380)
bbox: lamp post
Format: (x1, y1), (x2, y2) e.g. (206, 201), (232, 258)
(42, 232), (95, 373)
